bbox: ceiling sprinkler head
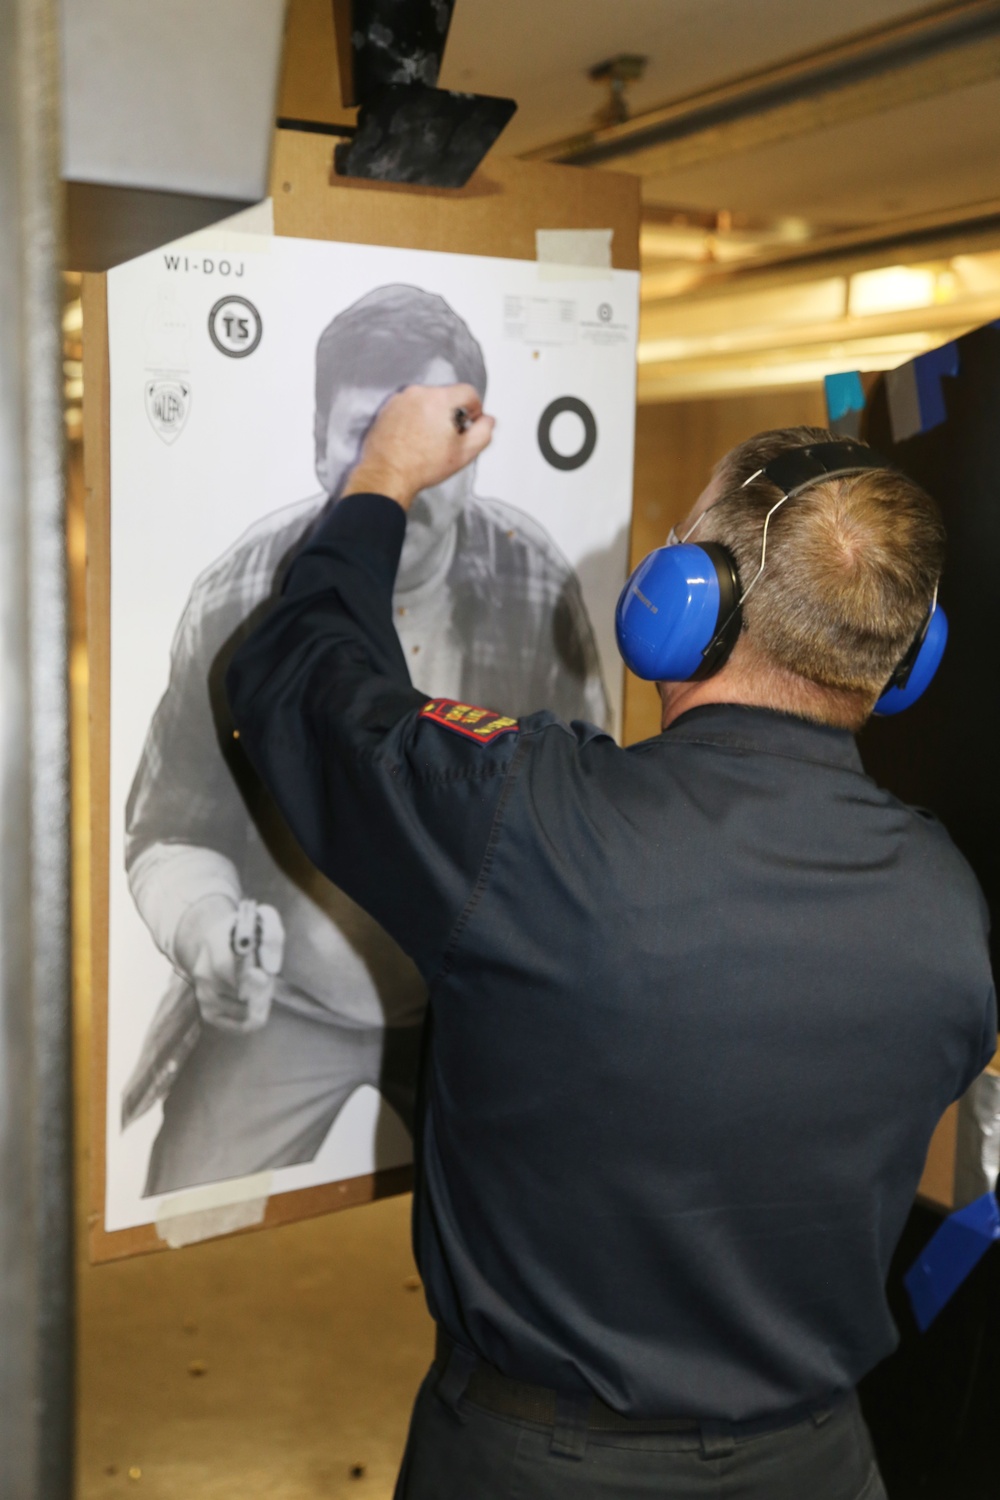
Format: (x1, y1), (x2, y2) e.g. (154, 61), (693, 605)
(589, 54), (649, 127)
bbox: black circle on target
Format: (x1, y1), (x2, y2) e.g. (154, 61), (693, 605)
(537, 396), (598, 472)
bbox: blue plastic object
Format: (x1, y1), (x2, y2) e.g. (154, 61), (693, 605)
(904, 1191), (1000, 1331)
(824, 371), (865, 426)
(874, 604), (948, 716)
(615, 544), (722, 682)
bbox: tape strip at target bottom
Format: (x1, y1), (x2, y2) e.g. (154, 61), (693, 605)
(538, 396), (598, 471)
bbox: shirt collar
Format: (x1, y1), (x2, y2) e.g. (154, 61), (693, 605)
(662, 702), (864, 774)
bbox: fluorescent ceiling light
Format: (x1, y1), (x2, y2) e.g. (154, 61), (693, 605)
(847, 265), (937, 318)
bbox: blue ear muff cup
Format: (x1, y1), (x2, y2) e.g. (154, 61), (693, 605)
(615, 541), (741, 683)
(874, 603), (948, 716)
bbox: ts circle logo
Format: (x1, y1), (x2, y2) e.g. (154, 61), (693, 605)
(208, 295), (263, 358)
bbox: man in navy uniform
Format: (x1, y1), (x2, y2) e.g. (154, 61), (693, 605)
(225, 383), (995, 1498)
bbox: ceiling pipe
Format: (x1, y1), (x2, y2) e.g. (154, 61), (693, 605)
(526, 1), (1000, 174)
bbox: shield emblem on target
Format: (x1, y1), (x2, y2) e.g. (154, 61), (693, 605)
(145, 379), (191, 444)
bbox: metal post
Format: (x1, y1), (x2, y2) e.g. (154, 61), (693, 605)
(0, 0), (74, 1492)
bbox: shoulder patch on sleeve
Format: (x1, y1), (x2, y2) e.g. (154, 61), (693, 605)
(419, 699), (519, 745)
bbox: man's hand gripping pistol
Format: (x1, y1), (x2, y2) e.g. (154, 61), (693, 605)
(178, 895), (285, 1033)
(120, 897), (285, 1129)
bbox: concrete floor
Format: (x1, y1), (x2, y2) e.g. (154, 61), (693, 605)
(77, 1193), (432, 1498)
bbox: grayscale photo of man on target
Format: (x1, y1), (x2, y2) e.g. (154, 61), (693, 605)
(103, 229), (638, 1235)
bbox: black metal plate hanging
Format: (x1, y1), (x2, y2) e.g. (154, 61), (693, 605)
(335, 82), (516, 189)
(330, 0), (517, 188)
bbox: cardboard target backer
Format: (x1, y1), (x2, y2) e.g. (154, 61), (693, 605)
(86, 139), (639, 1257)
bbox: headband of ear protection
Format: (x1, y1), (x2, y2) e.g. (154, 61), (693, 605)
(614, 440), (947, 716)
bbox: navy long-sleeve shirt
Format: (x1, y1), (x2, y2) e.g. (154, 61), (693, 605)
(226, 491), (996, 1421)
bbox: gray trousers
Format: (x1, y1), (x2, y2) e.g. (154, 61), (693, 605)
(145, 1008), (423, 1194)
(394, 1366), (889, 1500)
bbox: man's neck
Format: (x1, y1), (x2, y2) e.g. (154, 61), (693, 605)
(660, 678), (759, 731)
(659, 656), (870, 733)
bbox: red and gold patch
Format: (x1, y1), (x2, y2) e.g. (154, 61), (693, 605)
(419, 699), (519, 745)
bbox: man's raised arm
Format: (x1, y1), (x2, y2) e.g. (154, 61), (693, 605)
(225, 384), (508, 975)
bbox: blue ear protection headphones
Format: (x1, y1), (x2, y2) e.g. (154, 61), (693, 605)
(615, 441), (948, 717)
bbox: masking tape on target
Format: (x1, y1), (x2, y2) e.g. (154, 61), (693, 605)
(154, 1171), (273, 1248)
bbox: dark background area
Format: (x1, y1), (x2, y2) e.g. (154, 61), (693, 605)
(862, 326), (1000, 979)
(861, 1203), (1000, 1499)
(859, 331), (1000, 1497)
